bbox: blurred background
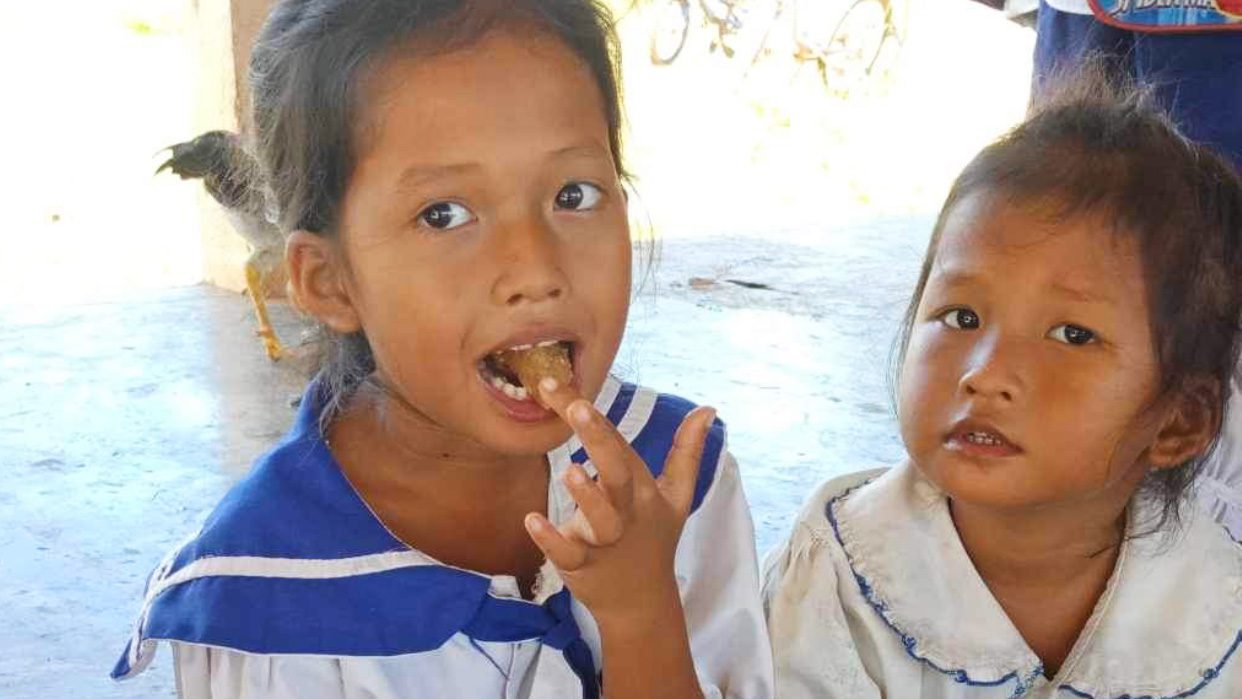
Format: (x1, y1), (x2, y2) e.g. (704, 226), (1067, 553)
(0, 1), (1034, 696)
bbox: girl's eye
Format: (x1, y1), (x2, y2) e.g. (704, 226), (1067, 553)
(1048, 324), (1096, 346)
(940, 308), (980, 330)
(555, 182), (603, 211)
(417, 202), (474, 231)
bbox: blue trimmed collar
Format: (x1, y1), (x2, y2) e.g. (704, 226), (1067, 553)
(113, 375), (725, 696)
(826, 463), (1242, 698)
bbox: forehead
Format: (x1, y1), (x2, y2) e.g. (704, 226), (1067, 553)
(931, 191), (1146, 298)
(354, 28), (611, 174)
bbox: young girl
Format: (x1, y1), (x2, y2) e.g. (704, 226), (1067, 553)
(110, 1), (773, 697)
(764, 77), (1242, 697)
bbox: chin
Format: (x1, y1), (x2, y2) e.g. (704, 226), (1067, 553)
(484, 419), (576, 458)
(912, 455), (1044, 510)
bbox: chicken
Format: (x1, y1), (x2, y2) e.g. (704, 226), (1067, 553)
(158, 131), (285, 360)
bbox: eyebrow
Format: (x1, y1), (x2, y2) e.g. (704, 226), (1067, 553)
(395, 162), (481, 193)
(550, 143), (611, 161)
(927, 268), (981, 290)
(393, 143), (612, 193)
(931, 268), (1111, 304)
(1049, 281), (1111, 304)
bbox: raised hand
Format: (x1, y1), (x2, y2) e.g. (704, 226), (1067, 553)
(524, 377), (712, 699)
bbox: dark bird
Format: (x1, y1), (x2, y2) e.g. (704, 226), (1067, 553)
(158, 131), (286, 360)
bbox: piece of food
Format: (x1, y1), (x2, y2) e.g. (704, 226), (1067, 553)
(494, 342), (572, 406)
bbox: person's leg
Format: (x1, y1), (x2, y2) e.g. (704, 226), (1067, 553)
(1032, 0), (1131, 97)
(1132, 33), (1242, 172)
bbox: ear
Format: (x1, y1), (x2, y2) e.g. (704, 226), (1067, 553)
(1147, 379), (1221, 470)
(285, 230), (362, 334)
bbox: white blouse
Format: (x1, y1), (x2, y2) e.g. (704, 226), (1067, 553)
(1201, 376), (1242, 542)
(763, 462), (1242, 699)
(113, 377), (775, 699)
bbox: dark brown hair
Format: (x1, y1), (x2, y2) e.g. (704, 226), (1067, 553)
(893, 68), (1242, 531)
(248, 0), (628, 417)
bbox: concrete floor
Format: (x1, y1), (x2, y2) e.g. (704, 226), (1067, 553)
(0, 2), (1040, 695)
(0, 219), (930, 698)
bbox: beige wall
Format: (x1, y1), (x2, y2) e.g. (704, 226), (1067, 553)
(192, 0), (275, 293)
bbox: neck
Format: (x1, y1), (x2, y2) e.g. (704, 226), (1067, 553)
(324, 382), (552, 588)
(951, 497), (1127, 590)
(329, 382), (548, 491)
(949, 494), (1135, 677)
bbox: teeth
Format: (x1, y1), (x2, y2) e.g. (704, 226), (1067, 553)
(965, 432), (1002, 446)
(483, 339), (570, 401)
(493, 375), (531, 401)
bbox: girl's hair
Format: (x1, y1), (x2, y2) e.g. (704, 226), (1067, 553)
(248, 0), (627, 419)
(892, 65), (1242, 531)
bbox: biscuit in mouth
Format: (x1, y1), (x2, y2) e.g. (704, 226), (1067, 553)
(480, 341), (573, 406)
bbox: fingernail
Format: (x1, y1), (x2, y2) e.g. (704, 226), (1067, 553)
(567, 467), (587, 485)
(525, 514), (544, 531)
(569, 401), (591, 426)
(540, 377), (559, 394)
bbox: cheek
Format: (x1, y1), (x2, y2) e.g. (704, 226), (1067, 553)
(1039, 366), (1151, 450)
(353, 271), (471, 383)
(570, 226), (632, 313)
(899, 330), (955, 406)
(898, 330), (967, 449)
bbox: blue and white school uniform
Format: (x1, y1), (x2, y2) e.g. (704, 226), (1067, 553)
(112, 377), (774, 698)
(762, 462), (1242, 699)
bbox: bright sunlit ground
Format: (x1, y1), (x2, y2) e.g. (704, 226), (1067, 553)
(0, 0), (1033, 304)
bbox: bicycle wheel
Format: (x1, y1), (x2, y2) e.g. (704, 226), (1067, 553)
(650, 0), (691, 65)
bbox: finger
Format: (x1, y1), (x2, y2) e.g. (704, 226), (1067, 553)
(563, 398), (639, 510)
(539, 377), (649, 510)
(524, 513), (589, 572)
(536, 376), (584, 417)
(658, 406), (716, 518)
(564, 464), (625, 545)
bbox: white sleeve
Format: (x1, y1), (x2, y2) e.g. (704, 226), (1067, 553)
(1199, 375), (1242, 541)
(674, 450), (776, 699)
(760, 520), (879, 699)
(1197, 377), (1242, 541)
(173, 644), (347, 699)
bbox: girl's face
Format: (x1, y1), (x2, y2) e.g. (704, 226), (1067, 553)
(332, 30), (631, 457)
(898, 192), (1168, 512)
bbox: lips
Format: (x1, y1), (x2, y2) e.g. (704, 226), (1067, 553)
(479, 340), (574, 400)
(943, 417), (1022, 456)
(475, 328), (580, 419)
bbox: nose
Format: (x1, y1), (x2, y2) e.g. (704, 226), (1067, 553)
(490, 212), (569, 307)
(958, 332), (1025, 404)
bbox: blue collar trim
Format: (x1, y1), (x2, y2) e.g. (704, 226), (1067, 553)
(824, 478), (1044, 698)
(113, 376), (724, 699)
(1058, 630), (1242, 699)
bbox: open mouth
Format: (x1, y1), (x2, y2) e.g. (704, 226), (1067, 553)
(478, 340), (575, 404)
(945, 424), (1022, 456)
(963, 431), (1005, 447)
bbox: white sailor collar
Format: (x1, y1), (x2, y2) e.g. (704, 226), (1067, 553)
(826, 462), (1242, 698)
(113, 375), (725, 683)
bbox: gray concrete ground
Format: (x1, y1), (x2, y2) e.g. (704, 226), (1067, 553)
(0, 217), (929, 698)
(0, 2), (1032, 696)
